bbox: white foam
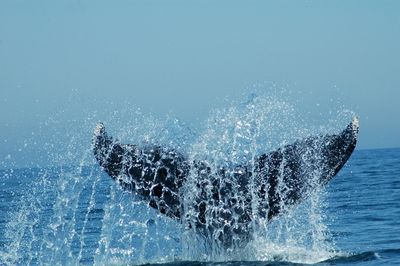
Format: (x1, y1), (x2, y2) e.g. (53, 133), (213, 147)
(94, 123), (105, 136)
(352, 117), (359, 133)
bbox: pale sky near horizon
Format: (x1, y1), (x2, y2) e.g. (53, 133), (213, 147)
(1, 0), (399, 168)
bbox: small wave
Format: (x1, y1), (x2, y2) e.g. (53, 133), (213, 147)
(325, 248), (400, 264)
(137, 249), (400, 266)
(140, 261), (311, 266)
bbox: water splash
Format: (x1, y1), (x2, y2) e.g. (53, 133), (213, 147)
(179, 94), (349, 261)
(0, 92), (353, 265)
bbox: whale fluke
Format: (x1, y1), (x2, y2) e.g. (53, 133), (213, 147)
(93, 118), (358, 247)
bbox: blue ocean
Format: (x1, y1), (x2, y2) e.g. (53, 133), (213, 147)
(1, 148), (399, 265)
(0, 98), (399, 265)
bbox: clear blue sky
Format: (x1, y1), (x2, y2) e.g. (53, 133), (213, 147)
(1, 1), (399, 168)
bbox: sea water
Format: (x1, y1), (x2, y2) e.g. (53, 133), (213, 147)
(1, 96), (399, 265)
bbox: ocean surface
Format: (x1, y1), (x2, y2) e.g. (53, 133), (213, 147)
(0, 147), (399, 265)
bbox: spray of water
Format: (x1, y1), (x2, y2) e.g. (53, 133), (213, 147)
(179, 94), (350, 262)
(0, 91), (353, 265)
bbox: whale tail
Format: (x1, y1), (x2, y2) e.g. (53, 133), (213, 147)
(92, 117), (359, 248)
